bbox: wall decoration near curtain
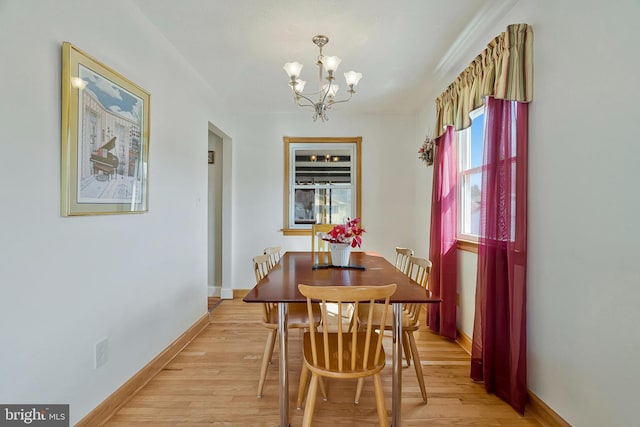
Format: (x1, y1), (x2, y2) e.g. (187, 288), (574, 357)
(429, 23), (532, 414)
(418, 135), (435, 166)
(61, 42), (151, 216)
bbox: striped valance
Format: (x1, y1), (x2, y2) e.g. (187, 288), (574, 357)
(434, 23), (533, 138)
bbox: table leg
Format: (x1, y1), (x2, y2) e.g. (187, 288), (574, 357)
(392, 302), (402, 427)
(278, 302), (289, 427)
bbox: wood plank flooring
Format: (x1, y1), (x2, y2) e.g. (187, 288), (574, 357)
(207, 297), (221, 312)
(105, 298), (543, 426)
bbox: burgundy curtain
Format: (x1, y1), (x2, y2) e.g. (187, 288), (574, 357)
(470, 97), (528, 413)
(428, 126), (457, 340)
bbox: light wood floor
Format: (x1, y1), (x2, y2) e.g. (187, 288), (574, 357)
(207, 297), (221, 311)
(105, 298), (543, 426)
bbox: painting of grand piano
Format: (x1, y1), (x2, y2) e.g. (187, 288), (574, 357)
(61, 42), (150, 215)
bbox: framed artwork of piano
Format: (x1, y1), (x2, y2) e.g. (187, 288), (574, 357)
(61, 42), (151, 215)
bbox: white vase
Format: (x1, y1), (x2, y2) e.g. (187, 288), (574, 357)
(329, 242), (352, 267)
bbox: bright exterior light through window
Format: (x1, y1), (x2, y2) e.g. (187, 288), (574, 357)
(457, 107), (485, 241)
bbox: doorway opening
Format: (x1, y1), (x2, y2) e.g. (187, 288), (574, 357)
(208, 129), (223, 302)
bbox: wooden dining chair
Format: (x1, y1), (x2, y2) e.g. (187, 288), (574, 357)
(394, 247), (414, 276)
(253, 254), (320, 398)
(263, 246), (282, 270)
(355, 256), (432, 403)
(310, 223), (354, 330)
(311, 223), (337, 263)
(296, 283), (397, 427)
(401, 256), (432, 400)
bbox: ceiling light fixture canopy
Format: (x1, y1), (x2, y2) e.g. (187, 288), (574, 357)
(283, 35), (362, 122)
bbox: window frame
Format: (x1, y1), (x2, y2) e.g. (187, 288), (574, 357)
(456, 106), (485, 246)
(282, 136), (362, 236)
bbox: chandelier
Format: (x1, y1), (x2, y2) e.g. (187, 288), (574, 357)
(283, 35), (362, 122)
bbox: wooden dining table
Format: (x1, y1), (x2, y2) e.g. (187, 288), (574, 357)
(243, 251), (441, 426)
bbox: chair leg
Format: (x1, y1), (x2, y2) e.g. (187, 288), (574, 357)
(402, 332), (412, 367)
(267, 328), (277, 362)
(302, 373), (319, 427)
(354, 378), (364, 404)
(257, 329), (277, 398)
(319, 377), (328, 401)
(296, 363), (309, 409)
(407, 331), (427, 402)
(298, 365), (327, 409)
(372, 373), (389, 427)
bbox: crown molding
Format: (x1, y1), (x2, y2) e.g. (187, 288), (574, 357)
(433, 0), (519, 82)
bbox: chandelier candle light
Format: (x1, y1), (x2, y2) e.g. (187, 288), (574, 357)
(283, 35), (363, 122)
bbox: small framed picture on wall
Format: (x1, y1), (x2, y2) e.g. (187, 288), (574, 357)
(208, 150), (215, 164)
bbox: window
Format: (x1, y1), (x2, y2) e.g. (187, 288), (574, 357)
(457, 107), (485, 242)
(283, 137), (361, 235)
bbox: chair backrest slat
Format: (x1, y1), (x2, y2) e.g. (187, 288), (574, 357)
(253, 254), (273, 323)
(253, 254), (270, 282)
(405, 256), (432, 323)
(311, 224), (339, 266)
(395, 247), (414, 276)
(299, 284), (396, 373)
(311, 224), (339, 252)
(263, 246), (282, 270)
(351, 300), (359, 371)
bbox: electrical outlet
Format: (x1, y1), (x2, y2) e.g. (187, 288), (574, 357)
(95, 338), (109, 369)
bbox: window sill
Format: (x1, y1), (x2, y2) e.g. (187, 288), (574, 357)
(282, 228), (312, 236)
(457, 239), (478, 253)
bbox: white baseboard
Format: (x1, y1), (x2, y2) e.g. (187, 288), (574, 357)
(220, 288), (234, 299)
(208, 285), (221, 297)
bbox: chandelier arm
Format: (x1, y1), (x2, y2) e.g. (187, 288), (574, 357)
(300, 88), (325, 96)
(325, 91), (354, 106)
(297, 104), (318, 112)
(319, 71), (335, 106)
(320, 87), (330, 105)
(294, 92), (319, 107)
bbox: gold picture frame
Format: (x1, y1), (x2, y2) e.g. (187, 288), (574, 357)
(282, 137), (362, 235)
(61, 42), (151, 216)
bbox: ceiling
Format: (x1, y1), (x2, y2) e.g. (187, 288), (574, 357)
(131, 0), (517, 115)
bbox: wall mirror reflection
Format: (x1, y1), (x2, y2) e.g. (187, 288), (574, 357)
(283, 137), (361, 235)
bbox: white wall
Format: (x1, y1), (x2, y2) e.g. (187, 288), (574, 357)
(414, 114), (434, 259)
(0, 0), (236, 423)
(456, 251), (477, 336)
(521, 2), (639, 425)
(231, 112), (420, 290)
(419, 1), (640, 425)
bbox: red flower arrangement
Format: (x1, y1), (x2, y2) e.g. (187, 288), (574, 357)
(322, 218), (365, 248)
